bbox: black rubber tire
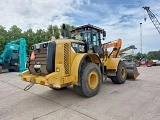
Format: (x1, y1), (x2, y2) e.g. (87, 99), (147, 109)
(135, 62), (140, 67)
(73, 85), (85, 97)
(111, 61), (127, 84)
(8, 67), (19, 72)
(147, 63), (152, 67)
(73, 62), (102, 98)
(8, 69), (15, 72)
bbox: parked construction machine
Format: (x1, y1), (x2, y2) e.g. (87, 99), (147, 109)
(21, 24), (139, 97)
(135, 58), (153, 67)
(143, 6), (160, 34)
(119, 45), (137, 57)
(0, 38), (27, 73)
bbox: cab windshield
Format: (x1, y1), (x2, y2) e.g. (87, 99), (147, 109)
(71, 31), (100, 46)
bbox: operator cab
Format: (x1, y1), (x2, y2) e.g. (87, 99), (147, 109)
(70, 24), (106, 56)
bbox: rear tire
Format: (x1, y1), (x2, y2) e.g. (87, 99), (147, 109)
(135, 62), (140, 67)
(73, 62), (102, 97)
(111, 61), (127, 84)
(147, 63), (152, 67)
(8, 69), (15, 72)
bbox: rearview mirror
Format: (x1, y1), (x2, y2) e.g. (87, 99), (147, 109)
(62, 24), (69, 38)
(62, 24), (66, 29)
(103, 31), (106, 37)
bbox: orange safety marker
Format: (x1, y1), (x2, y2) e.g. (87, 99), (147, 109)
(30, 51), (35, 60)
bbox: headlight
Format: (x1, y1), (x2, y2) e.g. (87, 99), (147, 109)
(43, 43), (48, 48)
(36, 44), (40, 49)
(31, 46), (34, 50)
(56, 68), (60, 72)
(79, 45), (85, 52)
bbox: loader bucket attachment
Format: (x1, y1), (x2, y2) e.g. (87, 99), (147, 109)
(125, 62), (140, 80)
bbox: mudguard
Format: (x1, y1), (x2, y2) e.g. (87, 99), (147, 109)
(71, 53), (101, 85)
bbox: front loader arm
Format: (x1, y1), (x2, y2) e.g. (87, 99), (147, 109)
(101, 39), (122, 58)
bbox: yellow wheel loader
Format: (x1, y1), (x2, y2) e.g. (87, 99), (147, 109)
(21, 24), (139, 97)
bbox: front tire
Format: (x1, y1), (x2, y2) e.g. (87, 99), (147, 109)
(73, 62), (102, 97)
(147, 62), (152, 67)
(111, 61), (127, 84)
(135, 62), (140, 67)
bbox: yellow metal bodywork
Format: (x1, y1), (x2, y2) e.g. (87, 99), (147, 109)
(71, 53), (86, 85)
(21, 39), (121, 88)
(104, 57), (121, 70)
(21, 39), (86, 88)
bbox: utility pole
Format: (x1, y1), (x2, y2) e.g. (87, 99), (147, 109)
(140, 23), (142, 59)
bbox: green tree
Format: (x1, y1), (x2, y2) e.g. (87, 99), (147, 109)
(135, 52), (142, 60)
(53, 25), (60, 39)
(45, 25), (54, 40)
(157, 50), (160, 60)
(34, 29), (46, 43)
(0, 23), (76, 54)
(22, 28), (35, 54)
(7, 25), (22, 40)
(45, 25), (60, 40)
(0, 25), (8, 53)
(147, 51), (160, 60)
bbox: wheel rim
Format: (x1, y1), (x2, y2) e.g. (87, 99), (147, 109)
(88, 71), (98, 89)
(121, 67), (126, 78)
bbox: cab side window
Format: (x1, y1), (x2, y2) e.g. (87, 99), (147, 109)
(92, 33), (99, 46)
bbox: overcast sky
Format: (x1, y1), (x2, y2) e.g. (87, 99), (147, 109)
(0, 0), (160, 53)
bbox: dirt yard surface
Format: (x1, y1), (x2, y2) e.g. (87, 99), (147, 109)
(0, 66), (160, 120)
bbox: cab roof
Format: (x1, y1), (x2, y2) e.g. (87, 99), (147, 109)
(71, 24), (104, 32)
